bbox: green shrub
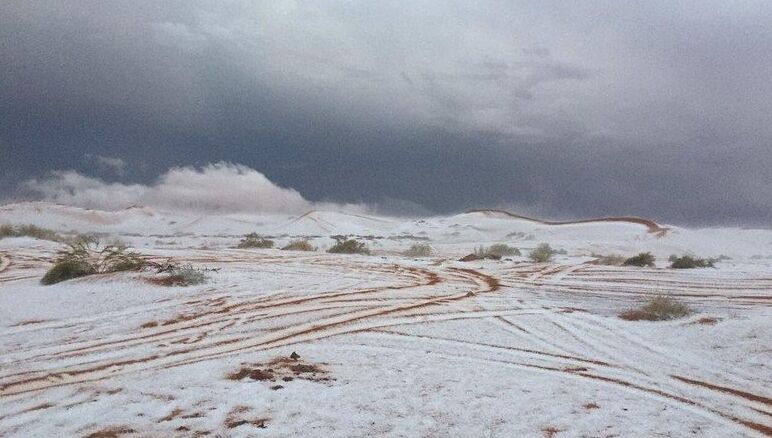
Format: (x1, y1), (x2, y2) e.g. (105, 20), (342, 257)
(592, 253), (626, 266)
(40, 240), (148, 285)
(281, 239), (316, 251)
(101, 246), (148, 272)
(468, 244), (520, 260)
(402, 243), (433, 257)
(619, 296), (691, 321)
(236, 233), (274, 249)
(623, 252), (656, 267)
(486, 244), (520, 257)
(328, 238), (370, 255)
(167, 265), (208, 286)
(40, 260), (97, 285)
(670, 255), (715, 269)
(529, 243), (556, 263)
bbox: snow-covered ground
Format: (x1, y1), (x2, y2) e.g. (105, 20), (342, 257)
(1, 202), (770, 437)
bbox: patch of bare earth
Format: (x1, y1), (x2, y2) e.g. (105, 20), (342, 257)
(226, 354), (334, 387)
(82, 426), (136, 438)
(542, 426), (563, 437)
(158, 408), (183, 422)
(694, 317), (721, 325)
(224, 406), (268, 430)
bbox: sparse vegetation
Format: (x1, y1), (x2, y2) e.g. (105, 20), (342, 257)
(40, 259), (97, 285)
(591, 253), (626, 266)
(236, 233), (274, 249)
(669, 255), (715, 269)
(623, 252), (656, 267)
(529, 243), (557, 263)
(460, 244), (521, 261)
(159, 265), (208, 286)
(281, 239), (315, 251)
(327, 237), (370, 255)
(41, 240), (148, 285)
(402, 243), (433, 257)
(0, 224), (15, 239)
(485, 244), (521, 257)
(0, 224), (62, 242)
(506, 231), (535, 240)
(619, 295), (692, 321)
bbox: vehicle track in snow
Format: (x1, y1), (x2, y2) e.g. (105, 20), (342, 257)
(1, 251), (770, 436)
(0, 254), (499, 396)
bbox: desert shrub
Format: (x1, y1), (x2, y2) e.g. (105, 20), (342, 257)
(623, 252), (656, 267)
(0, 224), (62, 242)
(0, 224), (14, 239)
(487, 244), (520, 257)
(101, 246), (148, 272)
(40, 259), (97, 285)
(473, 246), (498, 260)
(592, 253), (626, 266)
(468, 244), (520, 260)
(15, 224), (61, 241)
(529, 243), (556, 263)
(236, 233), (274, 249)
(328, 238), (370, 255)
(41, 240), (148, 285)
(164, 265), (208, 286)
(402, 243), (433, 257)
(670, 255), (715, 269)
(619, 296), (691, 321)
(281, 239), (315, 251)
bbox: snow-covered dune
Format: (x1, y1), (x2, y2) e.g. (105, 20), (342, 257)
(0, 202), (770, 436)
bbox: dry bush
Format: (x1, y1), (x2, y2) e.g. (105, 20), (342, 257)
(466, 244), (520, 260)
(155, 265), (207, 286)
(237, 233), (274, 249)
(669, 255), (715, 269)
(485, 244), (520, 257)
(40, 259), (97, 285)
(591, 253), (626, 266)
(619, 296), (691, 321)
(281, 239), (315, 251)
(529, 243), (556, 262)
(328, 238), (370, 255)
(0, 224), (62, 242)
(622, 252), (656, 267)
(0, 224), (14, 239)
(402, 243), (433, 257)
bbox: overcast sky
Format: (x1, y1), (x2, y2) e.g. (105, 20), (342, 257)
(2, 1), (771, 224)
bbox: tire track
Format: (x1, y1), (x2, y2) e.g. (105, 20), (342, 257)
(324, 340), (769, 436)
(0, 265), (497, 396)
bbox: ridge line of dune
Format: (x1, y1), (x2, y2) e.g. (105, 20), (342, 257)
(465, 209), (669, 235)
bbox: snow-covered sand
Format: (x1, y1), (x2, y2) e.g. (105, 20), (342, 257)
(1, 203), (770, 437)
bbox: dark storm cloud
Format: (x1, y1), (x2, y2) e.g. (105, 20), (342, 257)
(1, 1), (771, 224)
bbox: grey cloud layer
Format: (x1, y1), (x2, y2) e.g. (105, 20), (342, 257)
(2, 1), (770, 224)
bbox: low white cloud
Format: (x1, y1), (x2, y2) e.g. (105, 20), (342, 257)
(23, 171), (148, 211)
(84, 154), (127, 176)
(22, 162), (362, 214)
